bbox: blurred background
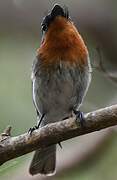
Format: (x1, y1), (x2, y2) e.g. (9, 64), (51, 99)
(0, 0), (117, 180)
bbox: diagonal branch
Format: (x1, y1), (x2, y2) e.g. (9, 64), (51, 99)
(0, 104), (117, 166)
(95, 46), (117, 85)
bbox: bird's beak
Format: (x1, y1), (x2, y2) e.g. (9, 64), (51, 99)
(51, 4), (64, 18)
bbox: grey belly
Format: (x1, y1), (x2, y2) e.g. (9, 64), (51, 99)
(33, 65), (91, 124)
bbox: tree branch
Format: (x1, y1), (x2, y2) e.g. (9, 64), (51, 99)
(0, 104), (117, 166)
(95, 46), (117, 85)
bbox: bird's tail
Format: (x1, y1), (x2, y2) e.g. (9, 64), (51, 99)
(29, 145), (56, 176)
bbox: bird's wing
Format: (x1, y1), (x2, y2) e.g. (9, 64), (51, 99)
(31, 56), (41, 80)
(31, 56), (41, 117)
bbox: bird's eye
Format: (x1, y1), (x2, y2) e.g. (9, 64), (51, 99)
(41, 24), (47, 32)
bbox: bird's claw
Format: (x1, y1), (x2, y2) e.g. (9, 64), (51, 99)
(58, 142), (62, 149)
(28, 125), (39, 135)
(73, 110), (85, 128)
(28, 113), (45, 135)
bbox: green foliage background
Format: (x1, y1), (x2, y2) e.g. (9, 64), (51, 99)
(0, 0), (117, 179)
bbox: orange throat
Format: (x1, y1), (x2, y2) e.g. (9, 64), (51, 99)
(37, 17), (88, 67)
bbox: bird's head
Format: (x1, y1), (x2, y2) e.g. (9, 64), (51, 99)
(38, 4), (88, 67)
(41, 4), (69, 33)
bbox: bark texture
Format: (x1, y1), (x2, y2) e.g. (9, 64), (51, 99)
(0, 104), (117, 166)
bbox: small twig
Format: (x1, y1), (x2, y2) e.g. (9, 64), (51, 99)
(95, 46), (106, 72)
(0, 104), (117, 166)
(95, 46), (117, 84)
(0, 126), (12, 142)
(3, 126), (12, 136)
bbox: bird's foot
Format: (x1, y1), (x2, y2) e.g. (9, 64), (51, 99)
(28, 113), (45, 135)
(28, 125), (39, 135)
(73, 110), (85, 128)
(58, 142), (62, 149)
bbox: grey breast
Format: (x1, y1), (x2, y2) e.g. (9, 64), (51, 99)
(32, 57), (91, 124)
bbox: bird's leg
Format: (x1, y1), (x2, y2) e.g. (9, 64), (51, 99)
(73, 109), (85, 127)
(58, 142), (62, 149)
(28, 113), (45, 134)
(37, 113), (45, 129)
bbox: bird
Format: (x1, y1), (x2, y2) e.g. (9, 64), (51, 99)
(29, 4), (92, 176)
